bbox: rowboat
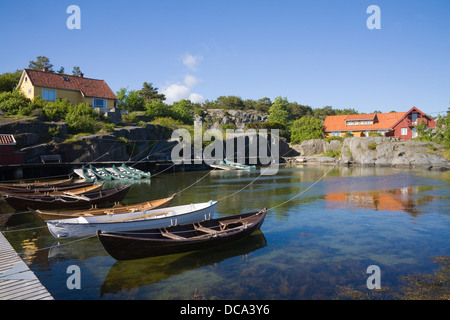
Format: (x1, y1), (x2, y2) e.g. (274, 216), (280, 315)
(0, 177), (74, 188)
(223, 159), (256, 170)
(31, 194), (175, 221)
(97, 208), (266, 260)
(73, 166), (97, 181)
(4, 185), (131, 211)
(46, 200), (218, 239)
(107, 165), (141, 180)
(89, 165), (112, 181)
(121, 164), (151, 179)
(0, 181), (95, 194)
(1, 183), (103, 196)
(101, 167), (127, 180)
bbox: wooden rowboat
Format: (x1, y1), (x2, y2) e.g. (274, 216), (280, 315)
(31, 194), (176, 221)
(0, 177), (74, 188)
(97, 209), (267, 260)
(0, 181), (95, 194)
(121, 164), (151, 179)
(1, 183), (103, 197)
(46, 200), (218, 239)
(3, 185), (131, 211)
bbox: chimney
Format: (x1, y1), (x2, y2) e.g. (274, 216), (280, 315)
(42, 67), (49, 72)
(78, 73), (84, 78)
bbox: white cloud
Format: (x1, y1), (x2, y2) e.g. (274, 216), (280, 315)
(189, 93), (205, 104)
(184, 74), (200, 88)
(182, 53), (203, 71)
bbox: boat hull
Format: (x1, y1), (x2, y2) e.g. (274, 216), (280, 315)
(4, 185), (130, 211)
(98, 209), (266, 260)
(47, 201), (217, 239)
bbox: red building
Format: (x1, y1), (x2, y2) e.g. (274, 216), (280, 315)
(324, 107), (436, 140)
(389, 107), (436, 140)
(0, 134), (23, 165)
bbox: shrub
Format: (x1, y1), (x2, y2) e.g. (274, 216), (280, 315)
(290, 117), (324, 144)
(65, 103), (98, 134)
(367, 142), (377, 150)
(43, 99), (72, 121)
(0, 91), (31, 115)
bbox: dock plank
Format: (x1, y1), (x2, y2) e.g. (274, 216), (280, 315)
(0, 232), (53, 300)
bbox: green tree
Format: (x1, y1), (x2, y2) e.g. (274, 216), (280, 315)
(289, 102), (313, 119)
(139, 82), (165, 104)
(214, 96), (245, 110)
(57, 67), (65, 74)
(145, 100), (171, 120)
(72, 66), (82, 76)
(28, 56), (53, 71)
(0, 70), (22, 92)
(267, 97), (291, 125)
(172, 99), (194, 124)
(290, 117), (324, 144)
(312, 106), (335, 120)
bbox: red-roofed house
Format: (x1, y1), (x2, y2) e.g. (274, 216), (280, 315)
(323, 107), (436, 140)
(17, 68), (117, 112)
(0, 134), (23, 165)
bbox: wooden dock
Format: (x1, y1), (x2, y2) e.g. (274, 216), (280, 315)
(0, 232), (53, 300)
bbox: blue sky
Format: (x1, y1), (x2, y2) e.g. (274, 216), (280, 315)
(0, 0), (449, 114)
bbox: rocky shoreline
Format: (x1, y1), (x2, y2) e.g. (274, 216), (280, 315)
(286, 137), (450, 170)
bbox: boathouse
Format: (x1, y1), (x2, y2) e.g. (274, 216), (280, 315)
(0, 134), (23, 165)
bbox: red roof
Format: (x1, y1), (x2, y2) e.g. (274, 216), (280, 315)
(24, 69), (117, 100)
(324, 112), (406, 132)
(0, 134), (16, 145)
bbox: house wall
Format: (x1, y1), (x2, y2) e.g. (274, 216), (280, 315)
(0, 146), (23, 165)
(18, 76), (35, 100)
(392, 114), (436, 140)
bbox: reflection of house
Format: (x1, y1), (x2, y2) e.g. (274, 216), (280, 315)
(324, 107), (436, 140)
(17, 68), (117, 113)
(0, 134), (23, 165)
(325, 187), (434, 215)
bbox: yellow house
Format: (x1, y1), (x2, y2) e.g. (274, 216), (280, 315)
(17, 68), (117, 112)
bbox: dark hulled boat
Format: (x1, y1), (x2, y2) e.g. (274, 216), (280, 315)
(3, 185), (131, 211)
(97, 209), (267, 260)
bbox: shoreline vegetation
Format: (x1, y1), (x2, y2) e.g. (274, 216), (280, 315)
(1, 57), (449, 168)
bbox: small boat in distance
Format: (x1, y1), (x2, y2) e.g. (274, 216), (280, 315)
(73, 166), (97, 181)
(1, 183), (103, 197)
(97, 208), (267, 260)
(46, 200), (218, 239)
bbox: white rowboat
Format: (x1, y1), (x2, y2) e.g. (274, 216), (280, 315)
(46, 200), (218, 239)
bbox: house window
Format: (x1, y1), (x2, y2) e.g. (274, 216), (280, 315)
(401, 128), (408, 136)
(411, 113), (418, 121)
(93, 98), (107, 111)
(42, 89), (56, 101)
(331, 131), (341, 137)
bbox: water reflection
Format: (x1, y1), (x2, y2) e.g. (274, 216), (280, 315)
(100, 231), (267, 297)
(325, 186), (437, 216)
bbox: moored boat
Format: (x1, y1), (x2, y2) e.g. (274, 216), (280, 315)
(4, 185), (131, 211)
(223, 159), (256, 170)
(1, 183), (103, 196)
(73, 166), (97, 182)
(121, 164), (151, 178)
(31, 194), (176, 221)
(0, 181), (95, 194)
(107, 165), (141, 180)
(89, 165), (112, 181)
(0, 177), (74, 188)
(97, 208), (266, 260)
(46, 200), (218, 239)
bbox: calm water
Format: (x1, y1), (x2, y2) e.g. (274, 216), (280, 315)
(1, 165), (449, 300)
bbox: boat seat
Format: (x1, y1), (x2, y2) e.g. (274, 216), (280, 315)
(194, 223), (218, 235)
(161, 230), (186, 240)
